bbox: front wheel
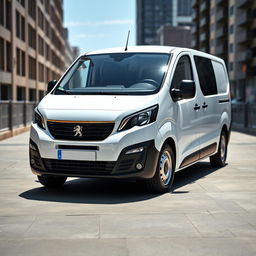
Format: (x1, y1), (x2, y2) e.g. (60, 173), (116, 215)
(144, 144), (175, 193)
(210, 130), (227, 167)
(37, 175), (67, 188)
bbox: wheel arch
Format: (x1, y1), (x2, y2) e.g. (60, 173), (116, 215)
(163, 137), (177, 167)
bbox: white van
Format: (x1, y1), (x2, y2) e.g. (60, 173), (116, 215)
(29, 46), (231, 193)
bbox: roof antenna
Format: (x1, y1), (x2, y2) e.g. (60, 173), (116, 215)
(124, 30), (130, 51)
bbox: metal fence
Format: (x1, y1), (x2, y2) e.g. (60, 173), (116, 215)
(0, 101), (37, 132)
(0, 101), (255, 134)
(232, 103), (256, 131)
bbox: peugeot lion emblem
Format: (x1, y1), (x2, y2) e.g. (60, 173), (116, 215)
(73, 125), (83, 137)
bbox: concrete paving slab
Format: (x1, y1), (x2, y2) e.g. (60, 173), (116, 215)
(0, 131), (256, 255)
(100, 214), (199, 238)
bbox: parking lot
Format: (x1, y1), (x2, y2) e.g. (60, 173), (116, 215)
(0, 131), (256, 256)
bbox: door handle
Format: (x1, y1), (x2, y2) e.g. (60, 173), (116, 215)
(202, 102), (208, 109)
(194, 104), (201, 110)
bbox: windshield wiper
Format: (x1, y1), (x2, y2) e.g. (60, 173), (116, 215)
(55, 88), (72, 95)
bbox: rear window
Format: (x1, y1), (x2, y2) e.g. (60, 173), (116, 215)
(212, 61), (228, 93)
(194, 56), (217, 96)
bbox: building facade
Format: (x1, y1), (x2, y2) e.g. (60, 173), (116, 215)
(136, 0), (192, 45)
(154, 25), (192, 47)
(192, 0), (256, 102)
(0, 0), (77, 102)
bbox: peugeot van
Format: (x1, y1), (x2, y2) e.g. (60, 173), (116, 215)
(29, 46), (231, 193)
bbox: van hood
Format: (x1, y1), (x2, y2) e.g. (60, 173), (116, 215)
(38, 94), (159, 122)
(40, 94), (158, 111)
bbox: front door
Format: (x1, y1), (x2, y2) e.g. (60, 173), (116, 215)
(170, 53), (201, 168)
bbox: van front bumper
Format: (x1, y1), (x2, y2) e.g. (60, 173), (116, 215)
(30, 139), (159, 179)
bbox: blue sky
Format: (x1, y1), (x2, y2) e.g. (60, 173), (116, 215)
(64, 0), (135, 54)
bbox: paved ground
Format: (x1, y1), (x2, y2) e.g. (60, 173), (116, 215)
(0, 131), (256, 255)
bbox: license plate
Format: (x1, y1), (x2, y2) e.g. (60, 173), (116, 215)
(57, 149), (96, 161)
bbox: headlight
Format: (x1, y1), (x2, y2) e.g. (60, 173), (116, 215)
(34, 109), (46, 130)
(118, 105), (158, 132)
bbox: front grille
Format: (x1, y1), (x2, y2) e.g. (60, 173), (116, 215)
(116, 159), (135, 172)
(43, 159), (116, 176)
(47, 121), (115, 141)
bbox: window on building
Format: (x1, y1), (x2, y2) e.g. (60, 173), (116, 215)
(0, 0), (4, 26)
(39, 63), (44, 82)
(17, 86), (26, 101)
(0, 39), (12, 72)
(229, 43), (234, 53)
(45, 0), (50, 13)
(28, 25), (36, 49)
(229, 25), (234, 34)
(177, 0), (192, 16)
(45, 19), (50, 37)
(194, 56), (217, 96)
(38, 8), (44, 30)
(0, 38), (4, 70)
(39, 90), (45, 101)
(229, 62), (233, 71)
(46, 67), (50, 82)
(38, 35), (44, 56)
(28, 0), (36, 20)
(0, 84), (12, 100)
(16, 48), (26, 76)
(45, 43), (50, 60)
(29, 88), (36, 101)
(16, 11), (25, 41)
(171, 55), (193, 89)
(29, 56), (37, 80)
(6, 41), (12, 72)
(17, 0), (25, 7)
(230, 6), (234, 16)
(0, 0), (11, 30)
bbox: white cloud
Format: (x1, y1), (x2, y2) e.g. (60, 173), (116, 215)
(74, 33), (106, 39)
(65, 19), (134, 27)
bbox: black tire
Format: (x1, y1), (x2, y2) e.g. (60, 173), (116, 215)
(144, 143), (175, 194)
(210, 130), (227, 167)
(37, 175), (67, 188)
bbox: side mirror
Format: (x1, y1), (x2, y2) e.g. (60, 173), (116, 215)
(47, 80), (57, 93)
(170, 80), (195, 102)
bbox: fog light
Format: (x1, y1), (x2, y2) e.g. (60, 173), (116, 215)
(29, 143), (37, 151)
(125, 147), (144, 155)
(136, 163), (143, 170)
(30, 158), (35, 165)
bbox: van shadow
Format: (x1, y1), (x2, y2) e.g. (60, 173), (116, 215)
(19, 162), (222, 204)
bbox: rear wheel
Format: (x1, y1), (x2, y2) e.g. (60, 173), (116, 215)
(37, 175), (67, 188)
(144, 143), (175, 193)
(210, 130), (227, 167)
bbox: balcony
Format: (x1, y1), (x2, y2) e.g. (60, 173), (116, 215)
(200, 32), (207, 42)
(236, 30), (249, 44)
(200, 17), (207, 27)
(192, 0), (198, 8)
(192, 11), (198, 20)
(236, 11), (251, 27)
(200, 1), (207, 12)
(216, 44), (225, 55)
(216, 0), (226, 5)
(236, 50), (252, 62)
(216, 8), (225, 21)
(237, 0), (251, 8)
(216, 27), (227, 38)
(191, 26), (197, 34)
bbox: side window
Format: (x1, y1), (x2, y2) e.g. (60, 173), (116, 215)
(212, 61), (228, 93)
(194, 56), (217, 96)
(68, 60), (90, 89)
(171, 55), (193, 89)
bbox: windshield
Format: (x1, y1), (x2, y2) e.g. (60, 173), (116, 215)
(54, 53), (171, 95)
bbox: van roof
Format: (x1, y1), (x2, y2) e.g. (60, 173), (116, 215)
(84, 45), (224, 63)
